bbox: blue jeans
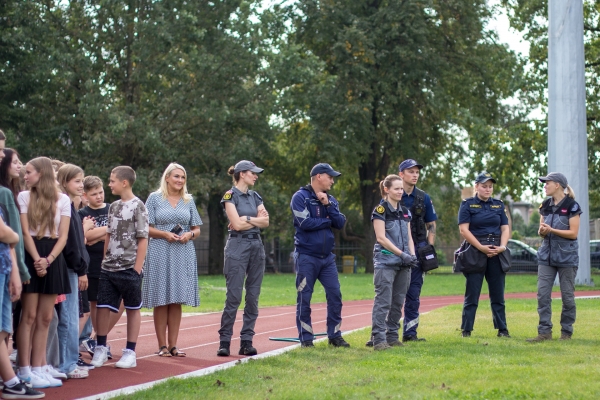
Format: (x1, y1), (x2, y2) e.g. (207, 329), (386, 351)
(0, 273), (11, 334)
(58, 269), (79, 373)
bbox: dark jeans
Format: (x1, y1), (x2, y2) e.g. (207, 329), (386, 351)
(461, 254), (507, 332)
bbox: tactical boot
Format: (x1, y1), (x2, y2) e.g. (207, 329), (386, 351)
(461, 331), (471, 338)
(497, 329), (511, 338)
(329, 336), (350, 348)
(387, 340), (404, 347)
(373, 342), (391, 351)
(300, 340), (314, 348)
(239, 340), (257, 356)
(560, 333), (572, 341)
(402, 335), (426, 342)
(217, 341), (230, 356)
(526, 333), (552, 343)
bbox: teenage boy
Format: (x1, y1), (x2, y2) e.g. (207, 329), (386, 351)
(90, 167), (148, 369)
(78, 176), (125, 360)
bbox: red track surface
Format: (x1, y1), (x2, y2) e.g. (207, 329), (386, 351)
(41, 290), (600, 400)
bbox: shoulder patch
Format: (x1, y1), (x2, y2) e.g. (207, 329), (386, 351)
(571, 204), (579, 212)
(469, 204), (482, 208)
(223, 191), (233, 200)
(376, 205), (385, 214)
(539, 203), (543, 209)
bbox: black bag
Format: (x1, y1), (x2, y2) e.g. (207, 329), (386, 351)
(453, 240), (486, 274)
(417, 244), (439, 272)
(498, 248), (512, 273)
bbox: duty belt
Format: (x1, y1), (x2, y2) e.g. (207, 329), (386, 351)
(475, 234), (500, 243)
(229, 233), (260, 240)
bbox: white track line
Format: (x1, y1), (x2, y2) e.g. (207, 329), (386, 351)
(77, 325), (370, 400)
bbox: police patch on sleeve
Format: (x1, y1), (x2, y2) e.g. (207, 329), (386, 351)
(572, 204), (579, 212)
(376, 205), (385, 214)
(223, 191), (233, 200)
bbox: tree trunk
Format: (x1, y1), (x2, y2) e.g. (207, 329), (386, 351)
(208, 191), (227, 275)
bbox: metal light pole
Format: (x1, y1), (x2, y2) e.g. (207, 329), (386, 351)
(548, 0), (592, 284)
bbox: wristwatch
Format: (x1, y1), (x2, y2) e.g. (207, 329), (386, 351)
(191, 231), (195, 239)
(247, 216), (251, 221)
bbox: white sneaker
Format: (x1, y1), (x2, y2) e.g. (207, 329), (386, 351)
(45, 365), (67, 380)
(66, 366), (89, 379)
(90, 345), (109, 367)
(8, 349), (17, 363)
(115, 349), (137, 369)
(18, 371), (50, 389)
(40, 370), (62, 387)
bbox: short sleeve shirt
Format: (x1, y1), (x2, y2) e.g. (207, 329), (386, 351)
(17, 191), (71, 237)
(401, 190), (437, 223)
(458, 196), (508, 236)
(79, 204), (110, 278)
(101, 197), (149, 272)
(221, 187), (263, 234)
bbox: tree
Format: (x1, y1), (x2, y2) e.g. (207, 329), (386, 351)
(276, 0), (527, 271)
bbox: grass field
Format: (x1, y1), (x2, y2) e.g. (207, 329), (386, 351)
(159, 271), (598, 314)
(123, 297), (600, 399)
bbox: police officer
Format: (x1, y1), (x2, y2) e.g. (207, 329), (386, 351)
(399, 159), (437, 342)
(217, 160), (269, 357)
(527, 173), (581, 342)
(458, 172), (510, 338)
(291, 163), (349, 348)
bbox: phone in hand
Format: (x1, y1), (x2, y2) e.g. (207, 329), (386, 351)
(170, 224), (183, 235)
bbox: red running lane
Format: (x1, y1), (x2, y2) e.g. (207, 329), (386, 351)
(44, 291), (600, 400)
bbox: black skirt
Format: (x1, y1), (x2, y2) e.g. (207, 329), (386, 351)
(23, 238), (71, 295)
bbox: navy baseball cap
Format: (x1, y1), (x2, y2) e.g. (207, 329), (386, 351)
(539, 172), (568, 188)
(234, 160), (264, 174)
(310, 163), (341, 177)
(475, 172), (496, 184)
(399, 159), (424, 172)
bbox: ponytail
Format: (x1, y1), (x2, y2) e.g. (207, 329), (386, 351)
(379, 174), (402, 198)
(565, 184), (575, 199)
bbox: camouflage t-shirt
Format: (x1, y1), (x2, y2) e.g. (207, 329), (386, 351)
(101, 197), (149, 272)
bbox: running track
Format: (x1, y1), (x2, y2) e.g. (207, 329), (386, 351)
(40, 291), (600, 400)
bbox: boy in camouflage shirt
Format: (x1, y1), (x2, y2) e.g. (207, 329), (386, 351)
(91, 166), (149, 369)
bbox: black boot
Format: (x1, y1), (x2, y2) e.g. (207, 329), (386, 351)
(239, 340), (257, 356)
(217, 341), (230, 356)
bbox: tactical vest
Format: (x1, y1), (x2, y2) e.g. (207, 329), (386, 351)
(401, 187), (428, 244)
(537, 196), (580, 267)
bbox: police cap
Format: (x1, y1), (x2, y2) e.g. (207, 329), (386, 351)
(475, 172), (496, 184)
(399, 159), (424, 172)
(234, 160), (264, 174)
(310, 163), (341, 177)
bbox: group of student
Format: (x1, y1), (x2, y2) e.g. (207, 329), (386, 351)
(0, 129), (151, 399)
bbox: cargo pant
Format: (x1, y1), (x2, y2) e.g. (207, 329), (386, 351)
(537, 265), (577, 335)
(218, 235), (265, 342)
(296, 253), (343, 342)
(403, 241), (428, 338)
(372, 267), (411, 345)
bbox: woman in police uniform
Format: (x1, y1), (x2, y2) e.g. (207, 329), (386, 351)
(370, 175), (417, 351)
(527, 172), (581, 342)
(217, 160), (269, 357)
(457, 172), (510, 338)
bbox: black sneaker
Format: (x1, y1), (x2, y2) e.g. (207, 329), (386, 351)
(462, 331), (471, 338)
(365, 335), (374, 347)
(82, 338), (97, 357)
(238, 340), (257, 356)
(300, 340), (314, 348)
(2, 381), (45, 399)
(217, 341), (230, 357)
(402, 335), (426, 342)
(77, 357), (95, 370)
(497, 330), (511, 338)
(328, 336), (350, 348)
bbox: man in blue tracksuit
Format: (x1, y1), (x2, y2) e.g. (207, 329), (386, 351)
(291, 163), (349, 348)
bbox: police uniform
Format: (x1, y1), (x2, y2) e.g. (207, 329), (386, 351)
(291, 163), (348, 347)
(218, 169), (266, 350)
(533, 172), (582, 339)
(457, 172), (509, 336)
(371, 201), (412, 347)
(400, 185), (437, 340)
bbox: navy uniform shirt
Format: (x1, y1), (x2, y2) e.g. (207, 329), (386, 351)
(458, 196), (508, 236)
(221, 186), (263, 234)
(401, 188), (437, 223)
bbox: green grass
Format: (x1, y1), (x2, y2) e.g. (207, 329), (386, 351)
(121, 298), (600, 399)
(153, 271), (597, 314)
